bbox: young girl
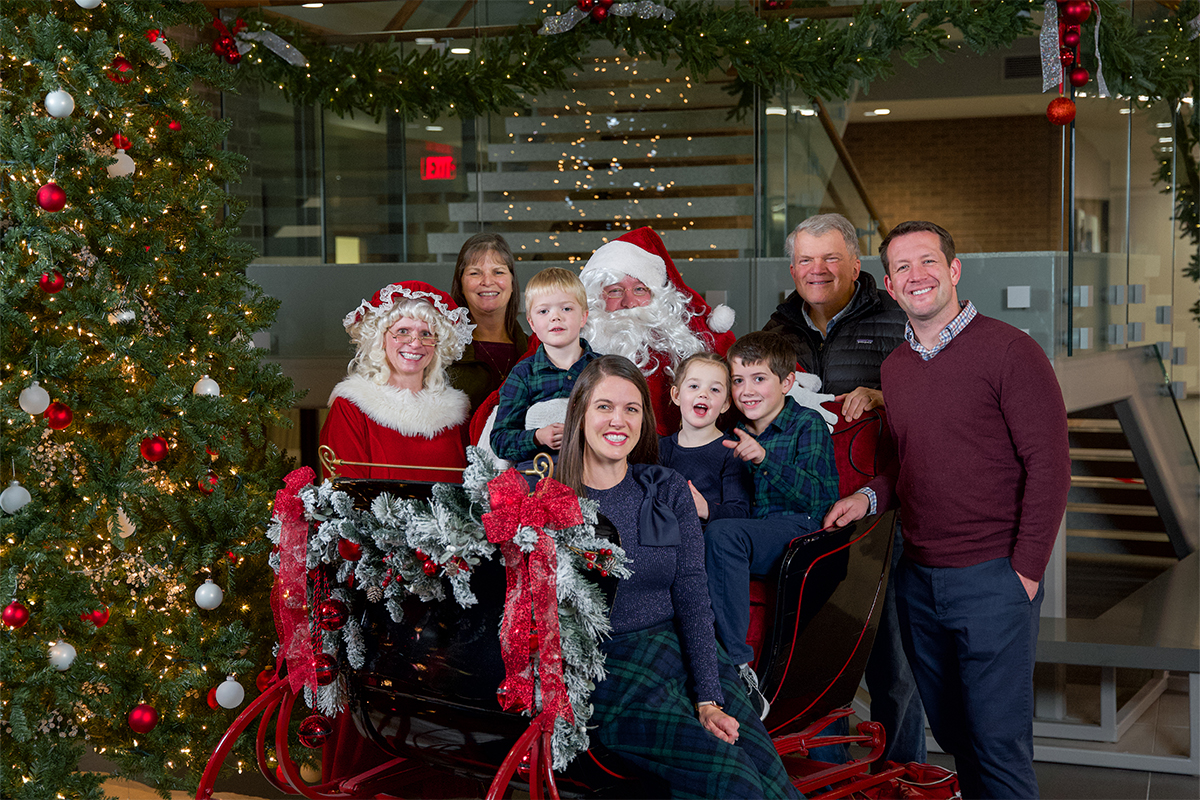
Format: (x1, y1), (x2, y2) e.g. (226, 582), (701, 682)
(659, 352), (751, 523)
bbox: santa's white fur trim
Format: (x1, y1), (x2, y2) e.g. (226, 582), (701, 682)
(329, 374), (469, 438)
(707, 303), (735, 334)
(581, 240), (666, 290)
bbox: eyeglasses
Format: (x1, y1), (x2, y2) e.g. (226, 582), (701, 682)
(387, 327), (438, 347)
(602, 285), (652, 301)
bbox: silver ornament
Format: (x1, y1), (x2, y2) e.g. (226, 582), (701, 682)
(45, 90), (75, 118)
(215, 676), (245, 708)
(106, 149), (135, 178)
(151, 39), (172, 65)
(192, 375), (221, 396)
(19, 380), (51, 414)
(1, 481), (32, 514)
(74, 0), (102, 8)
(194, 579), (224, 609)
(48, 640), (77, 671)
(107, 308), (136, 324)
(107, 506), (136, 538)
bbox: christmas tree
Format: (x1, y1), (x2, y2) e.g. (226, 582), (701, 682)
(1, 1), (297, 796)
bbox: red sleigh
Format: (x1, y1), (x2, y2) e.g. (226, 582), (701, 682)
(196, 405), (958, 799)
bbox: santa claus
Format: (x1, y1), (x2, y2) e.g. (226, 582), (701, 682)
(579, 226), (736, 434)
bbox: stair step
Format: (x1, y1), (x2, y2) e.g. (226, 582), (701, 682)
(1070, 475), (1146, 489)
(1066, 529), (1171, 542)
(1069, 447), (1135, 462)
(1067, 418), (1123, 433)
(1066, 502), (1161, 517)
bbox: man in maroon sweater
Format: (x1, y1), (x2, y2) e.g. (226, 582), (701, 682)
(825, 221), (1070, 799)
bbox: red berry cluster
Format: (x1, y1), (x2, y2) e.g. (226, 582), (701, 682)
(578, 546), (616, 577)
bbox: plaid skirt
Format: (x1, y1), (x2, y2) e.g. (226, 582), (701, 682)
(591, 624), (802, 800)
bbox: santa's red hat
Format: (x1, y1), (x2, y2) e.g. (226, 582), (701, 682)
(580, 227), (736, 353)
(343, 280), (475, 359)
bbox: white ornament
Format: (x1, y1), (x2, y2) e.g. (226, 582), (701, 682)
(107, 506), (136, 538)
(19, 380), (51, 415)
(151, 39), (172, 65)
(194, 579), (223, 610)
(215, 676), (245, 709)
(107, 308), (136, 324)
(1, 481), (32, 514)
(74, 0), (102, 8)
(44, 90), (75, 118)
(192, 375), (221, 397)
(48, 640), (77, 671)
(106, 149), (135, 178)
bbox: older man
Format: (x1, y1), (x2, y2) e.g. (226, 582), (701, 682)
(764, 213), (923, 765)
(826, 221), (1070, 798)
(581, 226), (735, 434)
(763, 213), (906, 420)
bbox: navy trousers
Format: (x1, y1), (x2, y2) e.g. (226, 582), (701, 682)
(896, 556), (1044, 800)
(704, 514), (819, 667)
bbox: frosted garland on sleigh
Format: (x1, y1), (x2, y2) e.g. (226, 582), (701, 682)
(265, 447), (630, 771)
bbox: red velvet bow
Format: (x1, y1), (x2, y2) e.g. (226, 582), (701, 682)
(483, 469), (582, 728)
(270, 466), (317, 694)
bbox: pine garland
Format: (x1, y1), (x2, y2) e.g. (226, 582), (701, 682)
(267, 447), (631, 769)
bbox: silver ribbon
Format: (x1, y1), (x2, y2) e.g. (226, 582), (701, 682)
(538, 1), (675, 36)
(237, 30), (310, 68)
(1190, 14), (1200, 40)
(1040, 0), (1061, 93)
(1091, 3), (1108, 98)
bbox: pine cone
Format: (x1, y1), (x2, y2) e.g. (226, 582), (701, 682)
(366, 585), (383, 603)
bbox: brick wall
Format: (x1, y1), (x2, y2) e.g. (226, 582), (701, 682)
(842, 116), (1062, 254)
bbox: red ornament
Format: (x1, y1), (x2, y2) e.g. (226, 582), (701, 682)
(45, 401), (73, 430)
(255, 666), (276, 692)
(225, 49), (242, 65)
(206, 686), (220, 709)
(146, 29), (161, 42)
(1060, 0), (1092, 26)
(107, 56), (133, 83)
(140, 436), (169, 462)
(127, 703), (160, 733)
(198, 473), (218, 494)
(36, 182), (67, 212)
(298, 714), (333, 748)
(90, 608), (110, 627)
(1046, 96), (1077, 125)
(112, 133), (132, 150)
(167, 120), (182, 132)
(39, 272), (66, 293)
(421, 560), (438, 576)
(314, 653), (338, 686)
(1062, 27), (1081, 48)
(316, 598), (349, 631)
(2, 601), (30, 629)
(576, 0), (595, 10)
(590, 5), (608, 21)
(1069, 66), (1090, 88)
(337, 538), (362, 562)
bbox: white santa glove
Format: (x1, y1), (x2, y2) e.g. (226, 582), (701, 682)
(787, 372), (838, 432)
(475, 398), (570, 470)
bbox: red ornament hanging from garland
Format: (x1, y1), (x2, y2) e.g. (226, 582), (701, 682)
(1047, 96), (1076, 125)
(112, 133), (132, 150)
(39, 272), (66, 293)
(198, 473), (219, 494)
(315, 597), (348, 631)
(336, 538), (362, 562)
(206, 686), (221, 709)
(255, 666), (276, 692)
(297, 714), (333, 748)
(1069, 66), (1090, 88)
(45, 401), (73, 430)
(313, 653), (339, 686)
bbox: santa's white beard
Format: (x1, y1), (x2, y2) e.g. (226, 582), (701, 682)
(584, 292), (705, 377)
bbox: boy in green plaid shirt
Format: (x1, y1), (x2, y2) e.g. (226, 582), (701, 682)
(490, 268), (597, 463)
(704, 331), (839, 718)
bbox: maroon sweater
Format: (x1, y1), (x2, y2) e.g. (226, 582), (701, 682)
(867, 314), (1070, 581)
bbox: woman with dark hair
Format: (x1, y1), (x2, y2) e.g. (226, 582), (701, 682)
(558, 355), (799, 799)
(447, 233), (529, 412)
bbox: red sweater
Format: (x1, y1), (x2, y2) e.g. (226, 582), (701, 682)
(867, 314), (1070, 581)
